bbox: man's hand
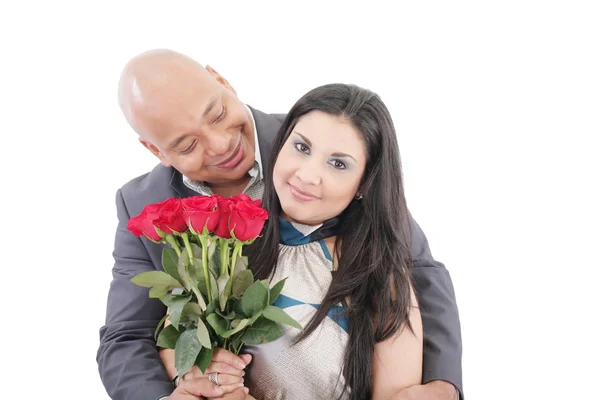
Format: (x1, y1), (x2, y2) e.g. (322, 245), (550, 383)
(392, 380), (458, 400)
(166, 377), (248, 400)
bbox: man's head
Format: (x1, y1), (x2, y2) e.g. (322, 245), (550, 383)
(118, 49), (256, 186)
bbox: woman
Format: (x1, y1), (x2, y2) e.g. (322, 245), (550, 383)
(163, 83), (423, 400)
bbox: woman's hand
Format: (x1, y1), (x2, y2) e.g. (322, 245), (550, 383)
(160, 347), (252, 395)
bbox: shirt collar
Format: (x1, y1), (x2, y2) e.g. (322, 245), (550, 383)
(246, 104), (263, 180)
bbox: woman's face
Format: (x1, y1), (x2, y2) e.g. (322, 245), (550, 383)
(273, 110), (367, 226)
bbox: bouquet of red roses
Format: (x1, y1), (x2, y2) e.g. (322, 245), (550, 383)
(127, 194), (300, 378)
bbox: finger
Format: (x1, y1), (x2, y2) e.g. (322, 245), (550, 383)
(184, 372), (244, 387)
(187, 362), (246, 379)
(211, 348), (248, 369)
(212, 373), (244, 386)
(216, 382), (245, 395)
(207, 387), (249, 400)
(239, 353), (252, 365)
(177, 377), (224, 398)
(204, 362), (247, 377)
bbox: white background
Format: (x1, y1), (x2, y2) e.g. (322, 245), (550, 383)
(1, 1), (598, 399)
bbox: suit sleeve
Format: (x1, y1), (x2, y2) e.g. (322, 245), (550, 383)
(408, 212), (464, 399)
(97, 189), (173, 400)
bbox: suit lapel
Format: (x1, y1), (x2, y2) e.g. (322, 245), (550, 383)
(248, 106), (284, 171)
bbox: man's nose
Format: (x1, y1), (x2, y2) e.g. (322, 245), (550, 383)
(203, 130), (232, 157)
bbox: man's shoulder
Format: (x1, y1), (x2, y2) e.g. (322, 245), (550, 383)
(118, 164), (179, 215)
(270, 112), (286, 123)
(249, 106), (286, 131)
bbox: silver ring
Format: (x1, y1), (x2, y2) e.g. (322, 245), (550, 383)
(208, 372), (220, 386)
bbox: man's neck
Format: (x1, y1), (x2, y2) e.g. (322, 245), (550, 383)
(207, 175), (251, 198)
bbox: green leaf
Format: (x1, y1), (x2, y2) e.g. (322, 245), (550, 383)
(195, 273), (209, 296)
(157, 324), (181, 349)
(149, 285), (170, 298)
(169, 293), (192, 328)
(183, 302), (202, 317)
(195, 345), (214, 374)
(191, 242), (203, 259)
(154, 313), (169, 340)
(269, 278), (287, 305)
(261, 279), (270, 304)
(216, 308), (236, 320)
(207, 238), (217, 258)
(217, 274), (230, 312)
(190, 242), (203, 279)
(233, 299), (246, 317)
(208, 239), (220, 277)
(209, 271), (219, 301)
(262, 305), (302, 330)
(221, 318), (249, 338)
(233, 255), (248, 277)
(182, 303), (202, 323)
(175, 329), (202, 378)
(217, 274), (230, 295)
(196, 318), (212, 349)
(206, 313), (228, 336)
(241, 281), (269, 317)
(232, 270), (254, 297)
(205, 300), (218, 315)
(177, 253), (192, 292)
(248, 310), (263, 325)
(131, 271), (182, 288)
(159, 293), (175, 307)
(162, 247), (182, 283)
(240, 317), (282, 345)
(176, 251), (207, 311)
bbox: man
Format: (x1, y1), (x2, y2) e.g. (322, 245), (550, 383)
(98, 49), (463, 400)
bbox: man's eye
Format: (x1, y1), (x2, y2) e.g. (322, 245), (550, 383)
(180, 141), (196, 154)
(294, 142), (310, 154)
(215, 106), (227, 123)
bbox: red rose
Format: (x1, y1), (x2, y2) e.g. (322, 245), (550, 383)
(230, 194), (262, 208)
(213, 197), (234, 238)
(229, 200), (268, 242)
(182, 196), (219, 234)
(127, 203), (162, 241)
(153, 198), (187, 234)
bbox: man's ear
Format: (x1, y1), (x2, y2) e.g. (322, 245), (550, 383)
(206, 65), (237, 95)
(139, 138), (171, 167)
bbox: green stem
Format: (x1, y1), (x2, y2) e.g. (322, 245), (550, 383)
(235, 340), (244, 355)
(220, 238), (230, 276)
(181, 233), (194, 265)
(165, 235), (182, 258)
(228, 241), (244, 296)
(199, 235), (212, 302)
(180, 233), (207, 311)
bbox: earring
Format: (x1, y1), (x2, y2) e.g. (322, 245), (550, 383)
(355, 193), (363, 200)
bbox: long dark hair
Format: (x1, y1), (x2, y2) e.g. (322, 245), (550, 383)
(248, 84), (413, 399)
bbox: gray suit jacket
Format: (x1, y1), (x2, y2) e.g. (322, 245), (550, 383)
(97, 107), (463, 400)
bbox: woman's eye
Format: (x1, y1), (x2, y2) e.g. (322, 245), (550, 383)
(294, 142), (310, 154)
(329, 159), (347, 170)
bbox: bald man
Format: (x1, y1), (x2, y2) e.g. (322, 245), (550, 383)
(98, 50), (463, 400)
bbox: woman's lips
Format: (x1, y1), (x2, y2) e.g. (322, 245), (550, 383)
(288, 183), (319, 201)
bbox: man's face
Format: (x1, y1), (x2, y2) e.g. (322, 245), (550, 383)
(135, 68), (256, 185)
